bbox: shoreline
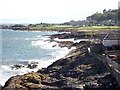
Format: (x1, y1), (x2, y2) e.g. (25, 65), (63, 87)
(1, 30), (120, 90)
(1, 27), (120, 32)
(1, 30), (73, 86)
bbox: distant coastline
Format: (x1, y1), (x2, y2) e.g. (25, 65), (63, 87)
(1, 25), (120, 32)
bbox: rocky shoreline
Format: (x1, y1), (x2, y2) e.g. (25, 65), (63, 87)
(1, 31), (120, 90)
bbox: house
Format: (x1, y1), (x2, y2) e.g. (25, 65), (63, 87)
(103, 31), (120, 50)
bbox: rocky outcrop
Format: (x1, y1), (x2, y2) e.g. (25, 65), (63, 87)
(2, 32), (120, 90)
(27, 62), (38, 69)
(57, 41), (74, 48)
(10, 64), (24, 70)
(2, 42), (119, 90)
(2, 72), (45, 90)
(50, 32), (92, 40)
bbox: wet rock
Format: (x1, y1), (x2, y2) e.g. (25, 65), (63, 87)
(52, 44), (57, 47)
(10, 64), (24, 70)
(27, 62), (38, 69)
(58, 41), (74, 48)
(50, 33), (72, 39)
(2, 32), (120, 90)
(50, 31), (90, 40)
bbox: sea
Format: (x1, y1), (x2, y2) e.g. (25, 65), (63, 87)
(0, 29), (73, 86)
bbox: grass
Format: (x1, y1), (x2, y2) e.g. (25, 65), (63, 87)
(29, 25), (74, 30)
(78, 26), (120, 30)
(29, 25), (120, 31)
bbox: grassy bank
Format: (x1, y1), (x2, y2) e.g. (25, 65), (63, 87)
(29, 25), (73, 30)
(78, 26), (120, 30)
(29, 25), (120, 31)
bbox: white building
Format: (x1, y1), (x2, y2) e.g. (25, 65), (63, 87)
(103, 31), (120, 50)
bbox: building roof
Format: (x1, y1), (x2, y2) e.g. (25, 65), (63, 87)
(104, 31), (120, 40)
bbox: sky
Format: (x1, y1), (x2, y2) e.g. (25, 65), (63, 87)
(0, 0), (119, 24)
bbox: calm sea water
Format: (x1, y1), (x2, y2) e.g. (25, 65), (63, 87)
(1, 29), (70, 85)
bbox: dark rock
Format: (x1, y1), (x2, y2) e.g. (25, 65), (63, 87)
(10, 64), (24, 70)
(27, 62), (38, 69)
(23, 83), (42, 89)
(57, 41), (74, 48)
(2, 72), (45, 90)
(37, 68), (46, 73)
(50, 31), (91, 40)
(2, 31), (120, 90)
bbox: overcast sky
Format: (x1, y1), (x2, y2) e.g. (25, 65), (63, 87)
(0, 0), (119, 24)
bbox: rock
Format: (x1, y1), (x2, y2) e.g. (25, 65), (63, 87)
(2, 75), (28, 90)
(23, 83), (42, 89)
(2, 72), (45, 90)
(37, 68), (46, 73)
(2, 32), (120, 90)
(52, 44), (57, 47)
(10, 64), (24, 70)
(2, 85), (28, 90)
(50, 33), (72, 39)
(50, 31), (91, 40)
(27, 62), (38, 69)
(57, 41), (74, 48)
